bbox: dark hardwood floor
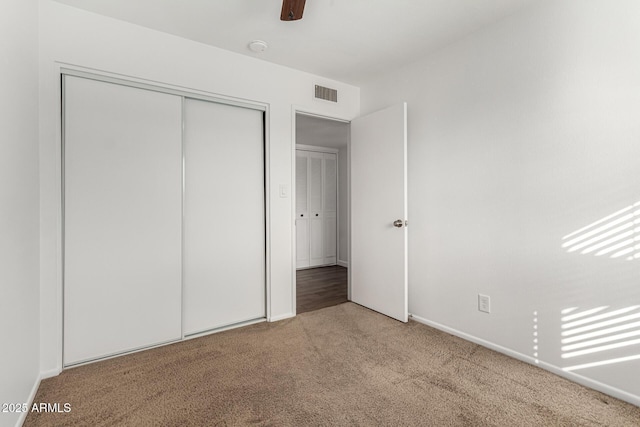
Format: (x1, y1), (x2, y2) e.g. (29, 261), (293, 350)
(296, 265), (348, 314)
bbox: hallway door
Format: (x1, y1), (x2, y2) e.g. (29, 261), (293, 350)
(350, 103), (408, 322)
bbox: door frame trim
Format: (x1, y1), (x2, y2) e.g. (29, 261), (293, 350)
(291, 107), (352, 315)
(296, 144), (339, 154)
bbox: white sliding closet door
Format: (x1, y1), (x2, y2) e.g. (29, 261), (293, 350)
(183, 99), (265, 335)
(64, 76), (183, 366)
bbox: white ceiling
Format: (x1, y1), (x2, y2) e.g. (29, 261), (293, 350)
(53, 0), (536, 85)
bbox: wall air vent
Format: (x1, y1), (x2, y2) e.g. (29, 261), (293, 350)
(315, 85), (337, 102)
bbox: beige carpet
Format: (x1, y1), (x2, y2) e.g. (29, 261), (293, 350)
(26, 303), (640, 426)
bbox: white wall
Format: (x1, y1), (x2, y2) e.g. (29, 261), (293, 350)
(0, 1), (41, 426)
(360, 0), (640, 405)
(39, 0), (359, 376)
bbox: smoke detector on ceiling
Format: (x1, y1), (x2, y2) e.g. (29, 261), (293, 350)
(248, 40), (268, 53)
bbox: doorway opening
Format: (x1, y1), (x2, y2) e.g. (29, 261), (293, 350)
(294, 112), (350, 314)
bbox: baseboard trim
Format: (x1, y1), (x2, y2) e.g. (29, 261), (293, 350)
(409, 313), (640, 408)
(184, 318), (266, 341)
(337, 260), (349, 268)
(40, 368), (61, 380)
(269, 312), (295, 322)
(16, 373), (42, 427)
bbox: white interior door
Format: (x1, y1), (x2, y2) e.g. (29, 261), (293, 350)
(295, 152), (310, 268)
(350, 103), (408, 322)
(63, 76), (183, 365)
(183, 98), (265, 335)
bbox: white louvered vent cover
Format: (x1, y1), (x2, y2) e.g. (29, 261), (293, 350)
(315, 85), (337, 102)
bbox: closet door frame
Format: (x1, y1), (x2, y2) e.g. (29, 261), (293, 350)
(295, 144), (340, 270)
(56, 66), (271, 369)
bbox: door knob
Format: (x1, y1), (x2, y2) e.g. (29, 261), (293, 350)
(393, 219), (404, 228)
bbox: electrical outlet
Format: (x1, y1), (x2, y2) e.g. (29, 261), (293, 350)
(478, 294), (491, 313)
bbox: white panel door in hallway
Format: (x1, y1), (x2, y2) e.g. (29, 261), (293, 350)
(296, 151), (310, 268)
(296, 149), (338, 269)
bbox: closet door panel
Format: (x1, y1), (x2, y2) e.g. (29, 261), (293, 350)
(296, 217), (310, 268)
(309, 218), (324, 266)
(323, 154), (337, 213)
(309, 154), (323, 214)
(184, 99), (265, 335)
(296, 152), (310, 268)
(323, 154), (338, 264)
(324, 215), (337, 262)
(296, 153), (309, 215)
(63, 76), (182, 366)
(308, 153), (324, 266)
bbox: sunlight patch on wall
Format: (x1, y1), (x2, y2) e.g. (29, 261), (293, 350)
(561, 306), (640, 372)
(562, 201), (640, 260)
